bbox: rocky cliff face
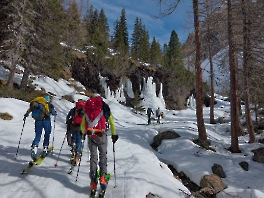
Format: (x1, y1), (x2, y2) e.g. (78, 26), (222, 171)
(71, 58), (194, 110)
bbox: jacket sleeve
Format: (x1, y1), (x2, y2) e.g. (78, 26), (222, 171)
(24, 108), (31, 117)
(49, 103), (57, 116)
(66, 108), (74, 121)
(80, 116), (86, 134)
(102, 101), (110, 121)
(108, 113), (116, 135)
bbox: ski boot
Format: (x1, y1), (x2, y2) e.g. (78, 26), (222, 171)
(31, 145), (38, 161)
(42, 146), (49, 157)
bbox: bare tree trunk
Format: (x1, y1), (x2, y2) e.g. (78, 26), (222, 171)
(208, 35), (215, 124)
(193, 0), (207, 142)
(7, 56), (16, 88)
(228, 0), (240, 153)
(20, 66), (30, 90)
(242, 0), (255, 143)
(203, 0), (215, 125)
(7, 0), (26, 89)
(254, 103), (258, 122)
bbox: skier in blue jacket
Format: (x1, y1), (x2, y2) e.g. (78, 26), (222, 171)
(24, 95), (57, 160)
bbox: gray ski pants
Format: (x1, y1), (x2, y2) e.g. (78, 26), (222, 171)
(88, 133), (108, 179)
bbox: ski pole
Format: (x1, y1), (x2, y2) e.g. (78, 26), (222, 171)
(75, 138), (85, 183)
(113, 142), (117, 188)
(54, 132), (67, 167)
(85, 135), (90, 162)
(51, 116), (56, 154)
(15, 118), (26, 160)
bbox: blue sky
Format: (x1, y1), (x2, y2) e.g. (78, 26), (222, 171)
(87, 0), (193, 46)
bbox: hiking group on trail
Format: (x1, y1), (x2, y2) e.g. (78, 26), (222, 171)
(21, 94), (119, 196)
(147, 107), (164, 125)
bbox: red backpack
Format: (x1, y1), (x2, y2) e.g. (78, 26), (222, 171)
(71, 101), (85, 126)
(85, 97), (106, 134)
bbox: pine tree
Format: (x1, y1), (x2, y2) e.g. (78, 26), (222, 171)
(139, 25), (150, 63)
(150, 37), (164, 67)
(164, 30), (184, 70)
(131, 18), (150, 63)
(1, 0), (34, 88)
(98, 9), (109, 41)
(30, 0), (66, 79)
(83, 4), (94, 45)
(0, 0), (9, 44)
(89, 9), (99, 45)
(83, 7), (109, 66)
(112, 8), (129, 55)
(130, 17), (142, 60)
(20, 0), (40, 90)
(64, 0), (84, 50)
(96, 9), (109, 57)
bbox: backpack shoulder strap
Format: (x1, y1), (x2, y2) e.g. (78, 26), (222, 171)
(85, 110), (103, 129)
(71, 107), (76, 116)
(102, 101), (110, 121)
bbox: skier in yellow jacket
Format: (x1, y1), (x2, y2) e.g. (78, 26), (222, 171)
(81, 96), (118, 192)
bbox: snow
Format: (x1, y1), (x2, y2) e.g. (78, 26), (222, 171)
(1, 65), (264, 198)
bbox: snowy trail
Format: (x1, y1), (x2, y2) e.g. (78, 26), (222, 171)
(1, 67), (264, 197)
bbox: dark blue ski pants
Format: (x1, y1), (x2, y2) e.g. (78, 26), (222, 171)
(32, 119), (52, 147)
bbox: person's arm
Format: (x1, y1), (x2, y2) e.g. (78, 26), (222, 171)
(102, 101), (110, 120)
(109, 113), (118, 143)
(108, 114), (116, 135)
(66, 108), (74, 122)
(80, 116), (86, 134)
(49, 103), (57, 116)
(24, 108), (31, 118)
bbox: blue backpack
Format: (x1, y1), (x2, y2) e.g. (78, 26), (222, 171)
(30, 101), (46, 120)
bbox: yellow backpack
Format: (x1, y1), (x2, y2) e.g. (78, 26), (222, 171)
(29, 97), (50, 120)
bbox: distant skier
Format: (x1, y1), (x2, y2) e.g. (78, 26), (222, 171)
(147, 108), (154, 125)
(156, 107), (161, 124)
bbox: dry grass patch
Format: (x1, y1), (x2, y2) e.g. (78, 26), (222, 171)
(0, 112), (13, 120)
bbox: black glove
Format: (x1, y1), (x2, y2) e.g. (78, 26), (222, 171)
(112, 135), (119, 144)
(82, 133), (86, 140)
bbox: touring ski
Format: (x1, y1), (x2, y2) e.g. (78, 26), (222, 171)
(89, 170), (101, 198)
(67, 156), (80, 174)
(89, 190), (96, 198)
(20, 146), (54, 174)
(98, 173), (111, 198)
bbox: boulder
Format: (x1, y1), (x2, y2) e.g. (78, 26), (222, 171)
(200, 174), (227, 195)
(239, 161), (249, 171)
(211, 163), (226, 178)
(151, 131), (180, 150)
(252, 147), (264, 163)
